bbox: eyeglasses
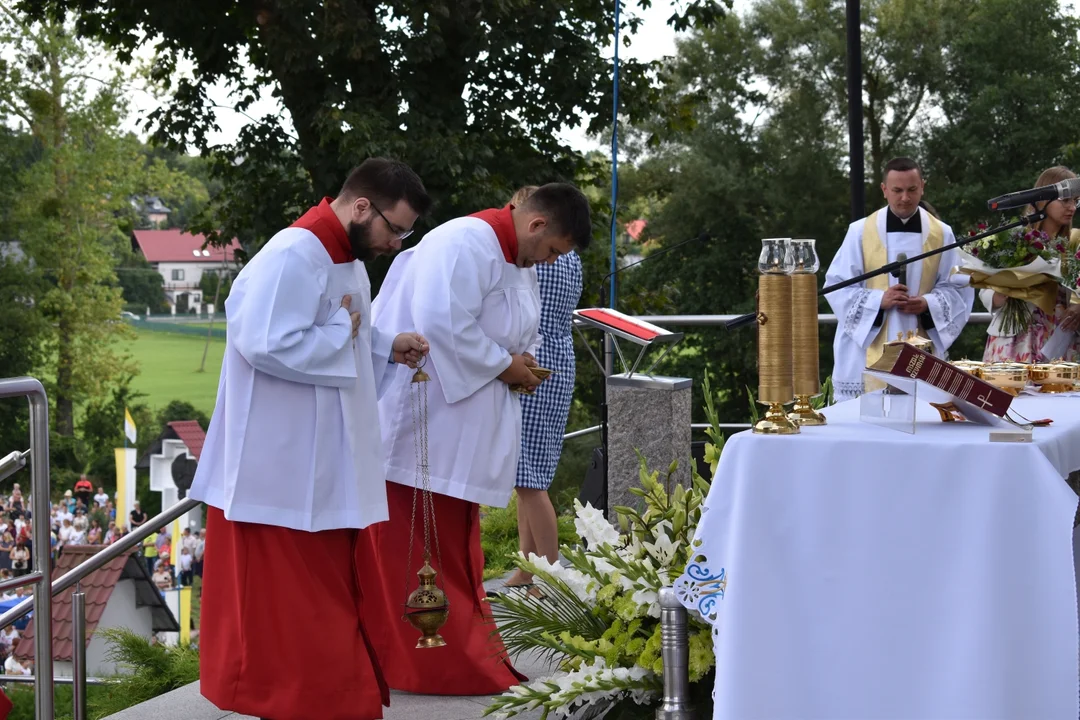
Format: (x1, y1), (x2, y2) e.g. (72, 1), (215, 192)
(370, 203), (414, 241)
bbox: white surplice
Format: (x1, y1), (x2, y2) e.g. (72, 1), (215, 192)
(189, 227), (395, 531)
(373, 217), (541, 508)
(825, 207), (973, 400)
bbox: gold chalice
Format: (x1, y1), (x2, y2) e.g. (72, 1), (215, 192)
(1029, 362), (1080, 393)
(980, 363), (1030, 396)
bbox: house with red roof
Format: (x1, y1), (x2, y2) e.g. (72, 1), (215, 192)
(130, 229), (242, 312)
(14, 545), (178, 678)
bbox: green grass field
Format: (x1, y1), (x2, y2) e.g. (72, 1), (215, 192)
(123, 329), (225, 414)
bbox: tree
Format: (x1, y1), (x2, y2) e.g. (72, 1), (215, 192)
(0, 255), (50, 462)
(80, 378), (154, 487)
(614, 12), (850, 421)
(749, 0), (958, 186)
(117, 252), (167, 314)
(921, 0), (1080, 230)
(0, 7), (199, 437)
(25, 0), (729, 285)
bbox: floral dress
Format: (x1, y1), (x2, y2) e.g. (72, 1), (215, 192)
(983, 286), (1080, 362)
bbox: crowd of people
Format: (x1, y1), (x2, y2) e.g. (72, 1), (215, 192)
(0, 475), (209, 682)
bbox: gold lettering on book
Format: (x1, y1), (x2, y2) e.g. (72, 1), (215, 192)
(975, 393), (993, 409)
(906, 355), (925, 377)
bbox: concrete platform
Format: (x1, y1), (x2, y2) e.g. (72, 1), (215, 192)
(104, 575), (552, 720)
(102, 651), (553, 720)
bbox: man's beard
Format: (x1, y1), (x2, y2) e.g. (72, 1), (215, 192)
(347, 218), (376, 261)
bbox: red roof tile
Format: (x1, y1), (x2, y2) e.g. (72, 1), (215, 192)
(132, 229), (241, 264)
(168, 421), (206, 461)
(14, 545), (177, 662)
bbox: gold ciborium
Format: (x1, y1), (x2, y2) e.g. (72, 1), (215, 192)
(951, 360), (985, 379)
(1029, 362), (1080, 393)
(754, 238), (799, 435)
(404, 559), (450, 648)
(980, 362), (1030, 396)
(788, 239), (826, 427)
(898, 330), (935, 357)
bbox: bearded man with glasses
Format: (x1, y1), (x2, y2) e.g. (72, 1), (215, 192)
(190, 157), (432, 720)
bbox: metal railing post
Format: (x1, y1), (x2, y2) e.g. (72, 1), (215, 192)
(656, 588), (693, 720)
(0, 377), (54, 720)
(72, 588), (86, 720)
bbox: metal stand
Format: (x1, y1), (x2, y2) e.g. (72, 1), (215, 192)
(656, 588), (693, 719)
(72, 588), (86, 720)
(574, 309), (686, 518)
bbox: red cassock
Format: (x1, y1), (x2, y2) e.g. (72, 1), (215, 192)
(355, 482), (526, 695)
(201, 508), (388, 720)
(198, 200), (389, 720)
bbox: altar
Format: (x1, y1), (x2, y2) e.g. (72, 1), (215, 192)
(676, 395), (1080, 719)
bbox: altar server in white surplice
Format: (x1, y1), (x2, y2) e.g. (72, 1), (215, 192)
(188, 158), (431, 720)
(356, 183), (593, 697)
(826, 157), (973, 401)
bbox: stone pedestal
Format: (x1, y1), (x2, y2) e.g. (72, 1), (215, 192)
(606, 374), (692, 512)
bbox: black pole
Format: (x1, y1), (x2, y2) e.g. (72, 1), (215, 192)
(846, 0), (865, 222)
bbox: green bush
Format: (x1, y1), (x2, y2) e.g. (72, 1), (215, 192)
(87, 628), (200, 718)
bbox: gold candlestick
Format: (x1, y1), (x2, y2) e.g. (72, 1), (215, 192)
(754, 238), (799, 435)
(788, 239), (826, 427)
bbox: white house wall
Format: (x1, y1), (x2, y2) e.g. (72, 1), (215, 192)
(88, 579), (154, 677)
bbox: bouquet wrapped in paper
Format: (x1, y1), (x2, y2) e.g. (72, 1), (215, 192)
(957, 226), (1064, 336)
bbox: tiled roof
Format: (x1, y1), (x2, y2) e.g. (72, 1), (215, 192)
(132, 229), (241, 264)
(167, 421), (206, 461)
(14, 545), (178, 662)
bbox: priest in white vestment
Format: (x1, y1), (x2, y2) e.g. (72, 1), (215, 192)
(355, 183), (593, 696)
(825, 157), (973, 401)
(188, 158), (431, 720)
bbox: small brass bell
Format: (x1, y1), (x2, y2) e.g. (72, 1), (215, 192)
(404, 559), (449, 648)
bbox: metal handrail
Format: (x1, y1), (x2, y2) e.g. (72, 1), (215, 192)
(0, 377), (53, 719)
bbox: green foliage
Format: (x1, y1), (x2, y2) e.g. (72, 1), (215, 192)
(198, 269), (234, 307)
(922, 0), (1080, 230)
(88, 628), (200, 718)
(117, 254), (167, 315)
(5, 683), (109, 720)
(24, 0), (730, 291)
(487, 386), (733, 717)
(487, 452), (715, 717)
(79, 378), (154, 490)
(0, 253), (49, 460)
(480, 493), (577, 581)
(0, 11), (205, 438)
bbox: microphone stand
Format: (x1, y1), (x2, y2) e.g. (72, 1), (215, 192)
(724, 209), (1047, 330)
(589, 231), (711, 518)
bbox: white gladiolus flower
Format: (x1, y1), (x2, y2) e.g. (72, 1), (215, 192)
(525, 552), (596, 602)
(573, 500), (621, 548)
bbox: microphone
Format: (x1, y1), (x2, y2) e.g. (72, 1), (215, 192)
(893, 252), (907, 288)
(597, 231), (711, 305)
(987, 177), (1080, 211)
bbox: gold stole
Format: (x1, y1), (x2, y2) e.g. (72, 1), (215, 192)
(862, 209), (944, 366)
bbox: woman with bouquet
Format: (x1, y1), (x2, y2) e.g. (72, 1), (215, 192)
(980, 166), (1080, 362)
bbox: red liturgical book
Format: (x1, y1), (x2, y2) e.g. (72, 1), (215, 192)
(868, 342), (1014, 417)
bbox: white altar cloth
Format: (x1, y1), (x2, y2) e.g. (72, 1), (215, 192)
(676, 396), (1080, 720)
